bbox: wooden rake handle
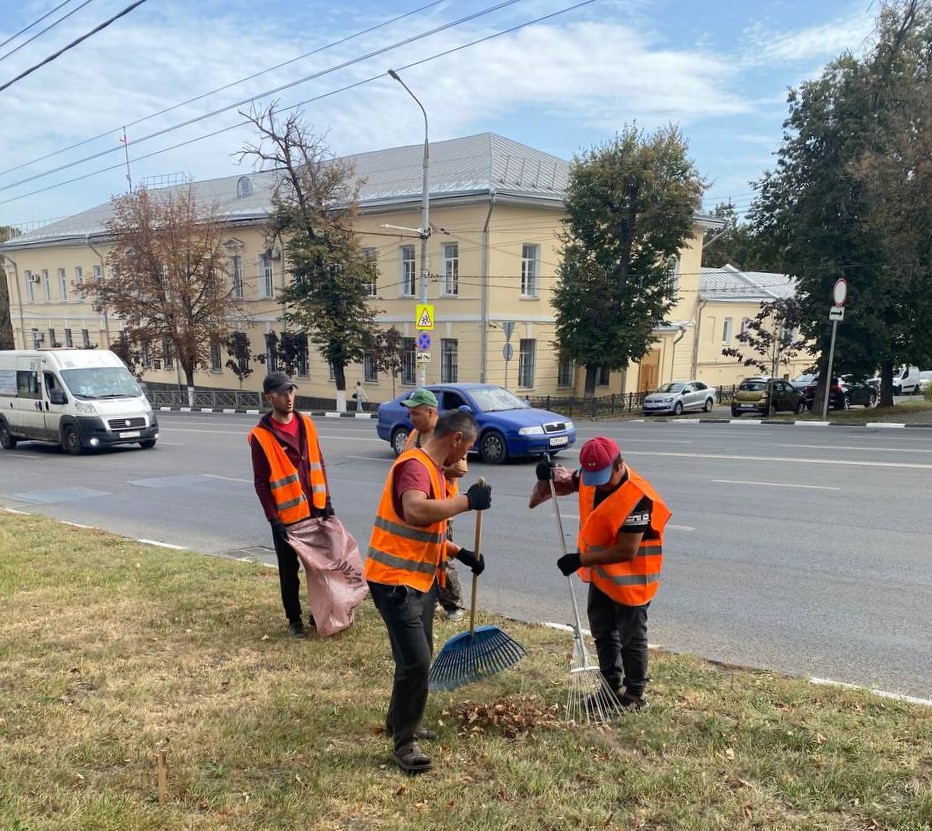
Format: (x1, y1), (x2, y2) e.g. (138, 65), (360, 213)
(468, 476), (486, 636)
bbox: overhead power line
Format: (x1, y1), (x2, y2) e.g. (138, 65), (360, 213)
(0, 0), (150, 94)
(0, 0), (449, 179)
(0, 0), (528, 193)
(0, 0), (76, 53)
(0, 0), (96, 64)
(0, 0), (600, 210)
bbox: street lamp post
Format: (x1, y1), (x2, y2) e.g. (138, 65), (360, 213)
(388, 68), (430, 385)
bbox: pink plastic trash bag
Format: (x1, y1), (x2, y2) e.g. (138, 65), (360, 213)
(286, 516), (368, 636)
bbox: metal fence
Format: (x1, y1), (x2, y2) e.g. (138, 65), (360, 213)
(146, 386), (378, 412)
(527, 385), (739, 419)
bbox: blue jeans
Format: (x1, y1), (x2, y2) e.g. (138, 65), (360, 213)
(368, 580), (437, 749)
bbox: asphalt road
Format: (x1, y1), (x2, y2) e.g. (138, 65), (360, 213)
(2, 413), (930, 700)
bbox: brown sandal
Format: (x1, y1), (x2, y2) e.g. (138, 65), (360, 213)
(394, 740), (432, 773)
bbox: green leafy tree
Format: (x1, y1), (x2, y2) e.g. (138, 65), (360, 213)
(239, 103), (380, 410)
(225, 331), (264, 388)
(0, 225), (19, 349)
(750, 0), (932, 408)
(553, 125), (705, 396)
(701, 202), (768, 270)
(89, 185), (246, 400)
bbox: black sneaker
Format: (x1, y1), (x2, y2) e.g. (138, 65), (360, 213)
(288, 622), (305, 638)
(619, 693), (649, 712)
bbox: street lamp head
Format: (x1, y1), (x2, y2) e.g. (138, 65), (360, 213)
(387, 69), (400, 81)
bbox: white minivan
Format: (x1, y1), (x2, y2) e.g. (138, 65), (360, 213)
(893, 365), (922, 395)
(0, 348), (159, 454)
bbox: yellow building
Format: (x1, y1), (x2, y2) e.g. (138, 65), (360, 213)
(1, 133), (762, 403)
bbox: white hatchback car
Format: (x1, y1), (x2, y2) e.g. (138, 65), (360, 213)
(642, 380), (716, 416)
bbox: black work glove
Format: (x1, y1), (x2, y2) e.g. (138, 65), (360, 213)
(465, 482), (492, 511)
(535, 459), (555, 482)
(557, 552), (582, 576)
(271, 520), (289, 541)
(323, 500), (336, 518)
(456, 548), (485, 576)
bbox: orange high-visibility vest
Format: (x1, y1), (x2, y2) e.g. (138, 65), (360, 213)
(365, 448), (449, 592)
(248, 414), (328, 524)
(406, 428), (464, 497)
(577, 464), (671, 606)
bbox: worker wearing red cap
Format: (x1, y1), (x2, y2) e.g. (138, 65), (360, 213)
(534, 436), (670, 712)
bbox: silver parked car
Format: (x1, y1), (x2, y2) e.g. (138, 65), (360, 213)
(642, 380), (716, 416)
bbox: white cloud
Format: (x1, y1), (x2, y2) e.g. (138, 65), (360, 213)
(742, 9), (874, 65)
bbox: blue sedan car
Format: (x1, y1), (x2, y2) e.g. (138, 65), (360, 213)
(376, 383), (576, 464)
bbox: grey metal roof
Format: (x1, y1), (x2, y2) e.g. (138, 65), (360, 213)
(1, 133), (569, 249)
(700, 265), (796, 302)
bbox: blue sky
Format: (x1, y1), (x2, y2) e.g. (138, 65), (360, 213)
(0, 0), (878, 228)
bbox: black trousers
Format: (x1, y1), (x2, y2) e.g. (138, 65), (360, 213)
(368, 580), (437, 750)
(271, 522), (304, 626)
(586, 583), (650, 697)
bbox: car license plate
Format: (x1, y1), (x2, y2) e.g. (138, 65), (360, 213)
(121, 430), (141, 438)
(549, 436), (568, 447)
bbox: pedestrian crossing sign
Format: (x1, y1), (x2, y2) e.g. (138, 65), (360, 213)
(415, 304), (434, 330)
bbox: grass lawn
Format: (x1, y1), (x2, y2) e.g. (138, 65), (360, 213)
(2, 512), (931, 831)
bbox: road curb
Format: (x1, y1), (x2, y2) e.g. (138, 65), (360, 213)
(156, 407), (377, 418)
(642, 416), (932, 428)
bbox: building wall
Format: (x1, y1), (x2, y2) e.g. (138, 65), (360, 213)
(2, 195), (743, 402)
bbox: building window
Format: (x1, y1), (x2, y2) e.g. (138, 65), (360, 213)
(24, 271), (34, 302)
(364, 351), (378, 382)
(82, 329), (91, 348)
(235, 176), (253, 199)
(558, 354), (575, 387)
(518, 339), (536, 388)
(31, 328), (42, 349)
(597, 365), (611, 386)
(441, 338), (458, 383)
(265, 332), (278, 371)
(162, 337), (174, 370)
(64, 328), (73, 348)
(667, 256), (680, 297)
(41, 270), (50, 301)
(722, 317), (733, 344)
(400, 337), (416, 385)
(400, 246), (416, 297)
(140, 341), (150, 369)
(363, 247), (377, 297)
(260, 256), (274, 298)
(57, 268), (67, 299)
(48, 328), (57, 348)
(296, 333), (309, 377)
(210, 339), (222, 372)
(521, 244), (539, 297)
(328, 362), (335, 381)
(92, 264), (102, 286)
(231, 255), (244, 299)
(740, 317), (751, 336)
(442, 243), (458, 296)
(74, 266), (84, 298)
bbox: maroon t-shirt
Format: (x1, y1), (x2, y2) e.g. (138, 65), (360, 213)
(392, 456), (444, 522)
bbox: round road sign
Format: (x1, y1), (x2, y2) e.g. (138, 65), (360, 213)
(502, 343), (514, 362)
(832, 278), (848, 306)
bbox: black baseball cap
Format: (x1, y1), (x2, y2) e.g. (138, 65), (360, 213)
(263, 372), (296, 394)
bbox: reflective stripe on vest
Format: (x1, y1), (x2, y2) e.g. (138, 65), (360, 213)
(248, 414), (327, 524)
(577, 465), (671, 606)
(364, 448), (448, 592)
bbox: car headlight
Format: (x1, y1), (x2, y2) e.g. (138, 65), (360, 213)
(518, 425), (544, 436)
(74, 401), (97, 415)
(564, 420), (574, 431)
(661, 397), (673, 403)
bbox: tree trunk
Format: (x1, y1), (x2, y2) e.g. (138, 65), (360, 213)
(334, 361), (347, 412)
(583, 364), (598, 398)
(182, 362), (196, 408)
(879, 359), (894, 407)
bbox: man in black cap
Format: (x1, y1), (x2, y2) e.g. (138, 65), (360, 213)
(249, 371), (334, 637)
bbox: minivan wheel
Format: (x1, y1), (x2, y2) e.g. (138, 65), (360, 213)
(62, 424), (83, 455)
(391, 427), (410, 457)
(0, 421), (16, 450)
(139, 439), (157, 449)
(673, 401), (684, 416)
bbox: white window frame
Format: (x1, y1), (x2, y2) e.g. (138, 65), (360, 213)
(64, 328), (73, 348)
(41, 269), (50, 301)
(260, 256), (274, 299)
(25, 270), (35, 302)
(363, 351), (378, 382)
(92, 264), (103, 286)
(210, 339), (222, 372)
(363, 247), (377, 297)
(230, 255), (244, 299)
(722, 317), (733, 344)
(442, 243), (458, 296)
(557, 354), (575, 387)
(740, 317), (751, 336)
(400, 337), (416, 385)
(74, 266), (84, 299)
(521, 244), (540, 297)
(57, 268), (67, 300)
(400, 246), (416, 297)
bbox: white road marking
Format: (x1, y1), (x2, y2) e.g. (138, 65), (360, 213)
(667, 524), (696, 531)
(809, 677), (932, 708)
(627, 450), (932, 470)
(204, 474), (252, 483)
(780, 443), (932, 454)
(712, 479), (840, 491)
(161, 427), (381, 442)
(2, 507), (31, 514)
(136, 539), (187, 550)
(61, 521), (93, 528)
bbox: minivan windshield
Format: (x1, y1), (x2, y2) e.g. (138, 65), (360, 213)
(60, 367), (141, 400)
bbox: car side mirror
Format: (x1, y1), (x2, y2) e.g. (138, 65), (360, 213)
(49, 390), (67, 405)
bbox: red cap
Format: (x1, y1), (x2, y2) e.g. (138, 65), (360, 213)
(579, 436), (620, 486)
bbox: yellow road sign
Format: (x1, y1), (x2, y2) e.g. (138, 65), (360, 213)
(415, 304), (434, 330)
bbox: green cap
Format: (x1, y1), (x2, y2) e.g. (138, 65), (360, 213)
(402, 388), (438, 408)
